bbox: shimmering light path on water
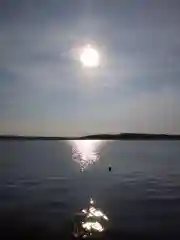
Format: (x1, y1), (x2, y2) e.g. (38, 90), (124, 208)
(69, 140), (107, 170)
(1, 140), (180, 239)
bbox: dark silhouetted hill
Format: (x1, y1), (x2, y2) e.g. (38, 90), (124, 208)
(0, 133), (180, 140)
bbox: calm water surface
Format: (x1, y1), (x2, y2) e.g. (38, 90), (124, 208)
(0, 140), (180, 239)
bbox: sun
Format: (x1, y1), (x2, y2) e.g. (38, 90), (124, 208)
(80, 45), (100, 68)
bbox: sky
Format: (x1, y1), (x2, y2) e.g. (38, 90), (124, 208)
(0, 0), (180, 136)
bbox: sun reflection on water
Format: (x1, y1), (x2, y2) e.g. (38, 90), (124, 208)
(73, 197), (109, 238)
(69, 140), (105, 171)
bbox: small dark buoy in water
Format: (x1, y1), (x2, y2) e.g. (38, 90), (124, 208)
(108, 165), (112, 172)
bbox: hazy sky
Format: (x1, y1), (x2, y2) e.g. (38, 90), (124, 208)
(0, 0), (180, 136)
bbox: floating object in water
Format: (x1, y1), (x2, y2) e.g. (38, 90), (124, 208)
(108, 165), (112, 172)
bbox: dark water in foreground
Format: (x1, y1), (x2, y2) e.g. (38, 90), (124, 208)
(0, 140), (180, 239)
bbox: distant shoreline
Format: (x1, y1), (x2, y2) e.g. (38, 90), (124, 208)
(0, 133), (180, 140)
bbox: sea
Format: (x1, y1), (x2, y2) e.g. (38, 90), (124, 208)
(0, 140), (180, 239)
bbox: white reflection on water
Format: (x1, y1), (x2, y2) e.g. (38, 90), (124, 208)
(73, 197), (109, 238)
(69, 140), (105, 170)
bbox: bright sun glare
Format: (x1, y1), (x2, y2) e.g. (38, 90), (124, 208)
(80, 45), (100, 68)
(69, 140), (103, 170)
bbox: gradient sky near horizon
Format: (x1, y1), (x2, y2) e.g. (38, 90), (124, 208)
(0, 0), (180, 136)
